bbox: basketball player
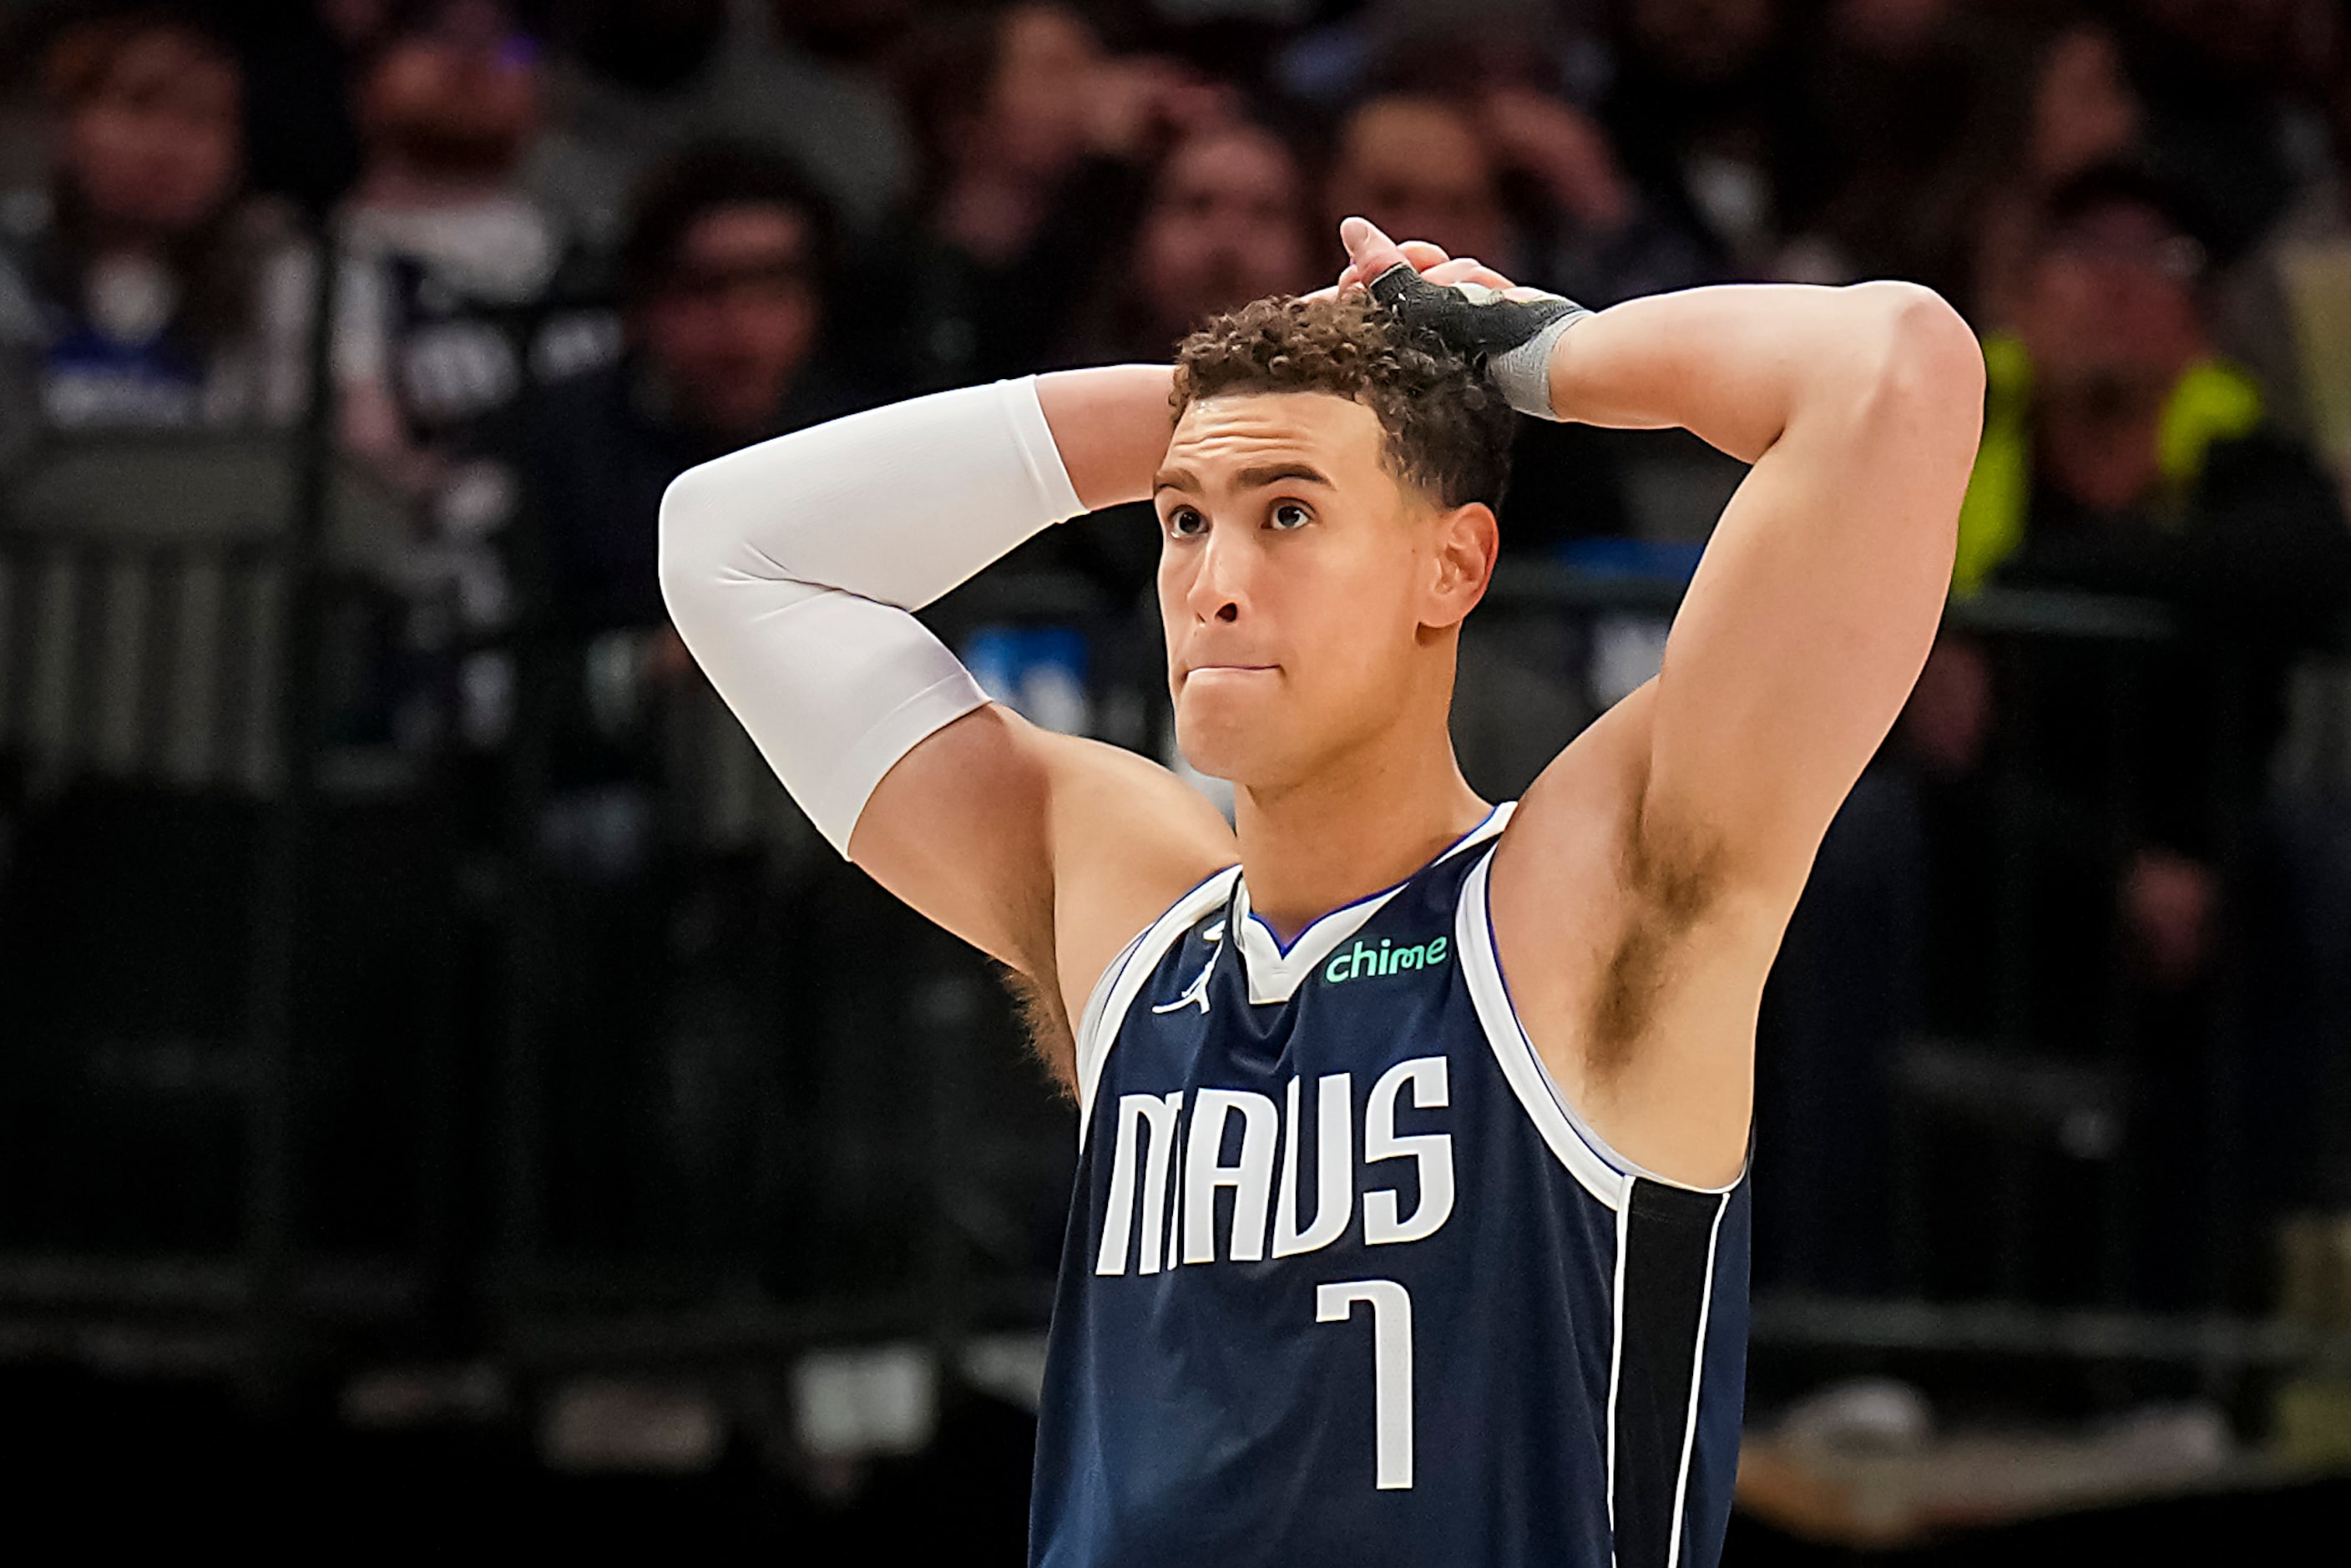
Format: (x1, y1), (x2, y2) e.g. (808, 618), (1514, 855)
(658, 216), (1983, 1566)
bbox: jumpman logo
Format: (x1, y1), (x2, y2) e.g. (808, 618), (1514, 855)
(1152, 922), (1224, 1014)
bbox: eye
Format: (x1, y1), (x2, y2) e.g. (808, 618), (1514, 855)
(1164, 505), (1206, 539)
(1270, 501), (1312, 530)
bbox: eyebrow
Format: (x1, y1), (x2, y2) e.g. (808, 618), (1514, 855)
(1151, 462), (1335, 494)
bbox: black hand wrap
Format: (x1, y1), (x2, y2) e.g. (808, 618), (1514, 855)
(1365, 261), (1590, 419)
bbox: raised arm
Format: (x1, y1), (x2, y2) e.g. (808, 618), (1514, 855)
(1337, 220), (1982, 1183)
(657, 367), (1234, 1088)
(1518, 278), (1979, 1183)
(1536, 281), (1984, 893)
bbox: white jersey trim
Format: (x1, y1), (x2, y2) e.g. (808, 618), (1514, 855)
(1458, 844), (1747, 1203)
(1604, 1189), (1631, 1524)
(1073, 865), (1241, 1143)
(1665, 1194), (1731, 1568)
(1458, 847), (1634, 1211)
(1227, 803), (1514, 1006)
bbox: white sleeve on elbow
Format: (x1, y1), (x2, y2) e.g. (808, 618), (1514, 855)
(658, 374), (1095, 857)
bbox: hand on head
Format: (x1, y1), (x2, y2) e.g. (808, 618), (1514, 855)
(1311, 218), (1589, 420)
(1299, 216), (1522, 303)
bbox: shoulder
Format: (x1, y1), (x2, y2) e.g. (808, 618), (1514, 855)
(1035, 729), (1231, 834)
(1035, 728), (1239, 948)
(1029, 728), (1236, 1046)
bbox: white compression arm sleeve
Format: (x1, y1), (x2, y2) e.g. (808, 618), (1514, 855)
(657, 375), (1089, 855)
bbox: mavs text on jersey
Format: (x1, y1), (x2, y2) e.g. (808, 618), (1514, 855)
(1030, 803), (1752, 1568)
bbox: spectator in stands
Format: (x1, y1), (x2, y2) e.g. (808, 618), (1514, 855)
(2115, 0), (2322, 266)
(337, 0), (617, 497)
(472, 149), (847, 1166)
(1061, 120), (1317, 368)
(1323, 96), (1510, 276)
(1959, 163), (2351, 1292)
(1317, 90), (1638, 559)
(1956, 165), (2349, 632)
(493, 144), (844, 640)
(1024, 121), (1322, 613)
(1776, 0), (1983, 286)
(0, 8), (307, 456)
(1943, 15), (2146, 325)
(1600, 0), (1800, 274)
(459, 148), (854, 1239)
(1906, 158), (2349, 1060)
(1322, 89), (1706, 307)
(853, 1), (1230, 391)
(523, 0), (913, 245)
(1766, 161), (2351, 1296)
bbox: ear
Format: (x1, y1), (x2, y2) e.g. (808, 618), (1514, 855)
(1421, 500), (1498, 631)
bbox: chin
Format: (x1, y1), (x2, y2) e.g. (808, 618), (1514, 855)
(1173, 688), (1305, 791)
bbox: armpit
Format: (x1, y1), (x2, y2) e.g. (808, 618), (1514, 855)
(998, 962), (1076, 1098)
(1590, 807), (1727, 1075)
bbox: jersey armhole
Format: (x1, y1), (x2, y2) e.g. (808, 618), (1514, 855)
(1072, 865), (1241, 1141)
(1455, 847), (1748, 1211)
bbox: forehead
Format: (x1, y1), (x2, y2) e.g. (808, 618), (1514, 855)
(1341, 102), (1488, 186)
(91, 30), (240, 107)
(1162, 131), (1296, 205)
(680, 205), (807, 262)
(1163, 392), (1388, 478)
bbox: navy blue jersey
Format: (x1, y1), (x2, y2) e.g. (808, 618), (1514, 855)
(1031, 804), (1750, 1568)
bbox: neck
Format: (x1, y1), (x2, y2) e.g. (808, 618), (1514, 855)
(1232, 701), (1489, 944)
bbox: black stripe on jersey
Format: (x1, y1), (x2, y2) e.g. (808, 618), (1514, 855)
(1610, 1178), (1731, 1568)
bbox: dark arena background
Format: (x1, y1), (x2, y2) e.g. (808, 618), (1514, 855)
(7, 0), (2351, 1558)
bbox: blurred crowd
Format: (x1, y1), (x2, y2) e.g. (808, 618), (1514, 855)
(6, 0), (2351, 1304)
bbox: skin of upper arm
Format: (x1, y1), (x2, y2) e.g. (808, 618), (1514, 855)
(849, 703), (1236, 1090)
(1490, 288), (1984, 1185)
(844, 366), (1216, 1090)
(1641, 286), (1982, 899)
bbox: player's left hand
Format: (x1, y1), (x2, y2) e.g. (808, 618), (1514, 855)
(1300, 220), (1518, 304)
(1327, 216), (1590, 420)
(1331, 219), (1523, 295)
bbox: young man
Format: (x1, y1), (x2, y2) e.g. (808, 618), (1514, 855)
(658, 217), (1982, 1566)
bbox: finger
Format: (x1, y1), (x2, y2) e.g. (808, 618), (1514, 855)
(1337, 234), (1453, 294)
(1423, 259), (1519, 291)
(1338, 215), (1411, 278)
(1419, 258), (1485, 285)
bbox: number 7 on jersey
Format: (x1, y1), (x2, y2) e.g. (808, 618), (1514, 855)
(1317, 1279), (1413, 1490)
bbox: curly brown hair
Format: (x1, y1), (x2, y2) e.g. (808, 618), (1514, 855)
(1170, 292), (1516, 511)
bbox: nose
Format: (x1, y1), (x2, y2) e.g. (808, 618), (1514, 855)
(1186, 524), (1250, 626)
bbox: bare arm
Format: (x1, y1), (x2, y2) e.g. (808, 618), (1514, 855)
(849, 367), (1236, 1084)
(1540, 281), (1984, 891)
(660, 365), (1233, 1092)
(1486, 278), (1982, 1182)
